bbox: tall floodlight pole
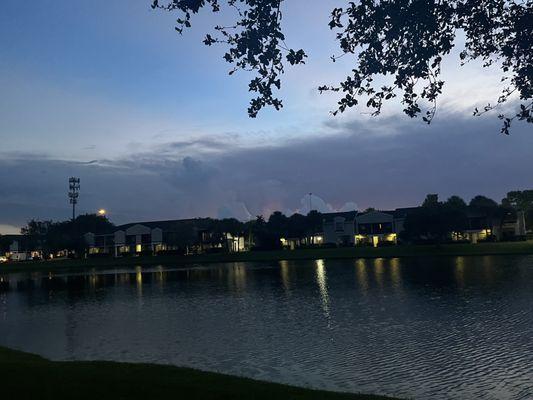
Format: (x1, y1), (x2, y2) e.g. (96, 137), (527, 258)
(68, 177), (80, 220)
(309, 193), (313, 213)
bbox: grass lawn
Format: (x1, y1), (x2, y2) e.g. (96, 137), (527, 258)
(2, 240), (533, 274)
(0, 346), (398, 400)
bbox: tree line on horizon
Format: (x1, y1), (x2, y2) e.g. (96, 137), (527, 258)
(1, 190), (532, 256)
(401, 192), (532, 243)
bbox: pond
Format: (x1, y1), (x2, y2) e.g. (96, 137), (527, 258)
(1, 255), (532, 400)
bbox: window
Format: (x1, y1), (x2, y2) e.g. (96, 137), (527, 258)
(155, 244), (167, 252)
(334, 218), (345, 232)
(358, 224), (371, 234)
(141, 234), (151, 244)
(373, 222), (392, 234)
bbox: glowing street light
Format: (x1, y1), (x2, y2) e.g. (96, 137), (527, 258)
(97, 209), (106, 216)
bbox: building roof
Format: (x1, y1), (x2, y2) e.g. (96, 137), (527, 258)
(322, 211), (358, 223)
(114, 218), (213, 233)
(322, 208), (420, 223)
(392, 207), (421, 218)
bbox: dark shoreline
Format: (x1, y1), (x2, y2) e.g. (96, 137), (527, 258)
(0, 346), (398, 400)
(2, 241), (533, 274)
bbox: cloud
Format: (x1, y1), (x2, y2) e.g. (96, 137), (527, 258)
(339, 202), (358, 212)
(0, 112), (531, 228)
(298, 194), (333, 214)
(217, 202), (253, 221)
(158, 136), (240, 155)
(0, 224), (21, 235)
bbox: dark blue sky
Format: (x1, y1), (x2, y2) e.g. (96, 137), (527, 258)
(1, 0), (532, 233)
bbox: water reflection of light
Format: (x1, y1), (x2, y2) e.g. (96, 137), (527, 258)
(455, 256), (465, 288)
(280, 260), (291, 293)
(373, 258), (384, 288)
(228, 263), (247, 293)
(135, 266), (143, 297)
(482, 256), (494, 285)
(390, 258), (403, 290)
(355, 259), (368, 293)
(155, 265), (165, 289)
(89, 273), (97, 289)
(315, 259), (330, 320)
(88, 268), (98, 289)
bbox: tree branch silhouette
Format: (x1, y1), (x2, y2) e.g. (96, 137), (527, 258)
(153, 0), (532, 133)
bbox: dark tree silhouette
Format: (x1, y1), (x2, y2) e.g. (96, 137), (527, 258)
(21, 214), (114, 255)
(469, 195), (499, 211)
(443, 195), (469, 234)
(502, 190), (533, 211)
(503, 190), (533, 231)
(267, 211), (289, 238)
(287, 213), (307, 238)
(152, 0), (307, 117)
(153, 0), (531, 133)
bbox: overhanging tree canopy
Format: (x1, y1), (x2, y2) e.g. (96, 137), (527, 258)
(153, 0), (532, 133)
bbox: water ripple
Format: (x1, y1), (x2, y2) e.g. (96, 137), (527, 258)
(0, 255), (532, 400)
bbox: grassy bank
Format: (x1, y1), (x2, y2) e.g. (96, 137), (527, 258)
(2, 240), (533, 273)
(0, 346), (396, 400)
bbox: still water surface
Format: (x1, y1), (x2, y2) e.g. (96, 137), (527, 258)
(1, 256), (532, 400)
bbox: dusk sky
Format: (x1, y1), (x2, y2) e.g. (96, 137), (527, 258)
(1, 0), (532, 234)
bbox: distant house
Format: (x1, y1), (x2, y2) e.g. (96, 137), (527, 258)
(355, 210), (401, 247)
(322, 211), (357, 246)
(322, 209), (411, 247)
(503, 210), (527, 239)
(84, 218), (246, 257)
(1, 234), (42, 261)
(459, 209), (527, 243)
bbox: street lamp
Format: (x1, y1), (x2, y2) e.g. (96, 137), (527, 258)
(97, 209), (106, 216)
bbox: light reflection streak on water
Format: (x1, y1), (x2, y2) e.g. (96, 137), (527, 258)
(455, 256), (465, 288)
(279, 260), (290, 293)
(355, 259), (369, 293)
(89, 267), (98, 290)
(390, 258), (403, 295)
(135, 266), (143, 299)
(373, 258), (384, 289)
(1, 256), (532, 400)
(156, 265), (165, 291)
(228, 263), (247, 294)
(482, 255), (495, 285)
(315, 259), (330, 322)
